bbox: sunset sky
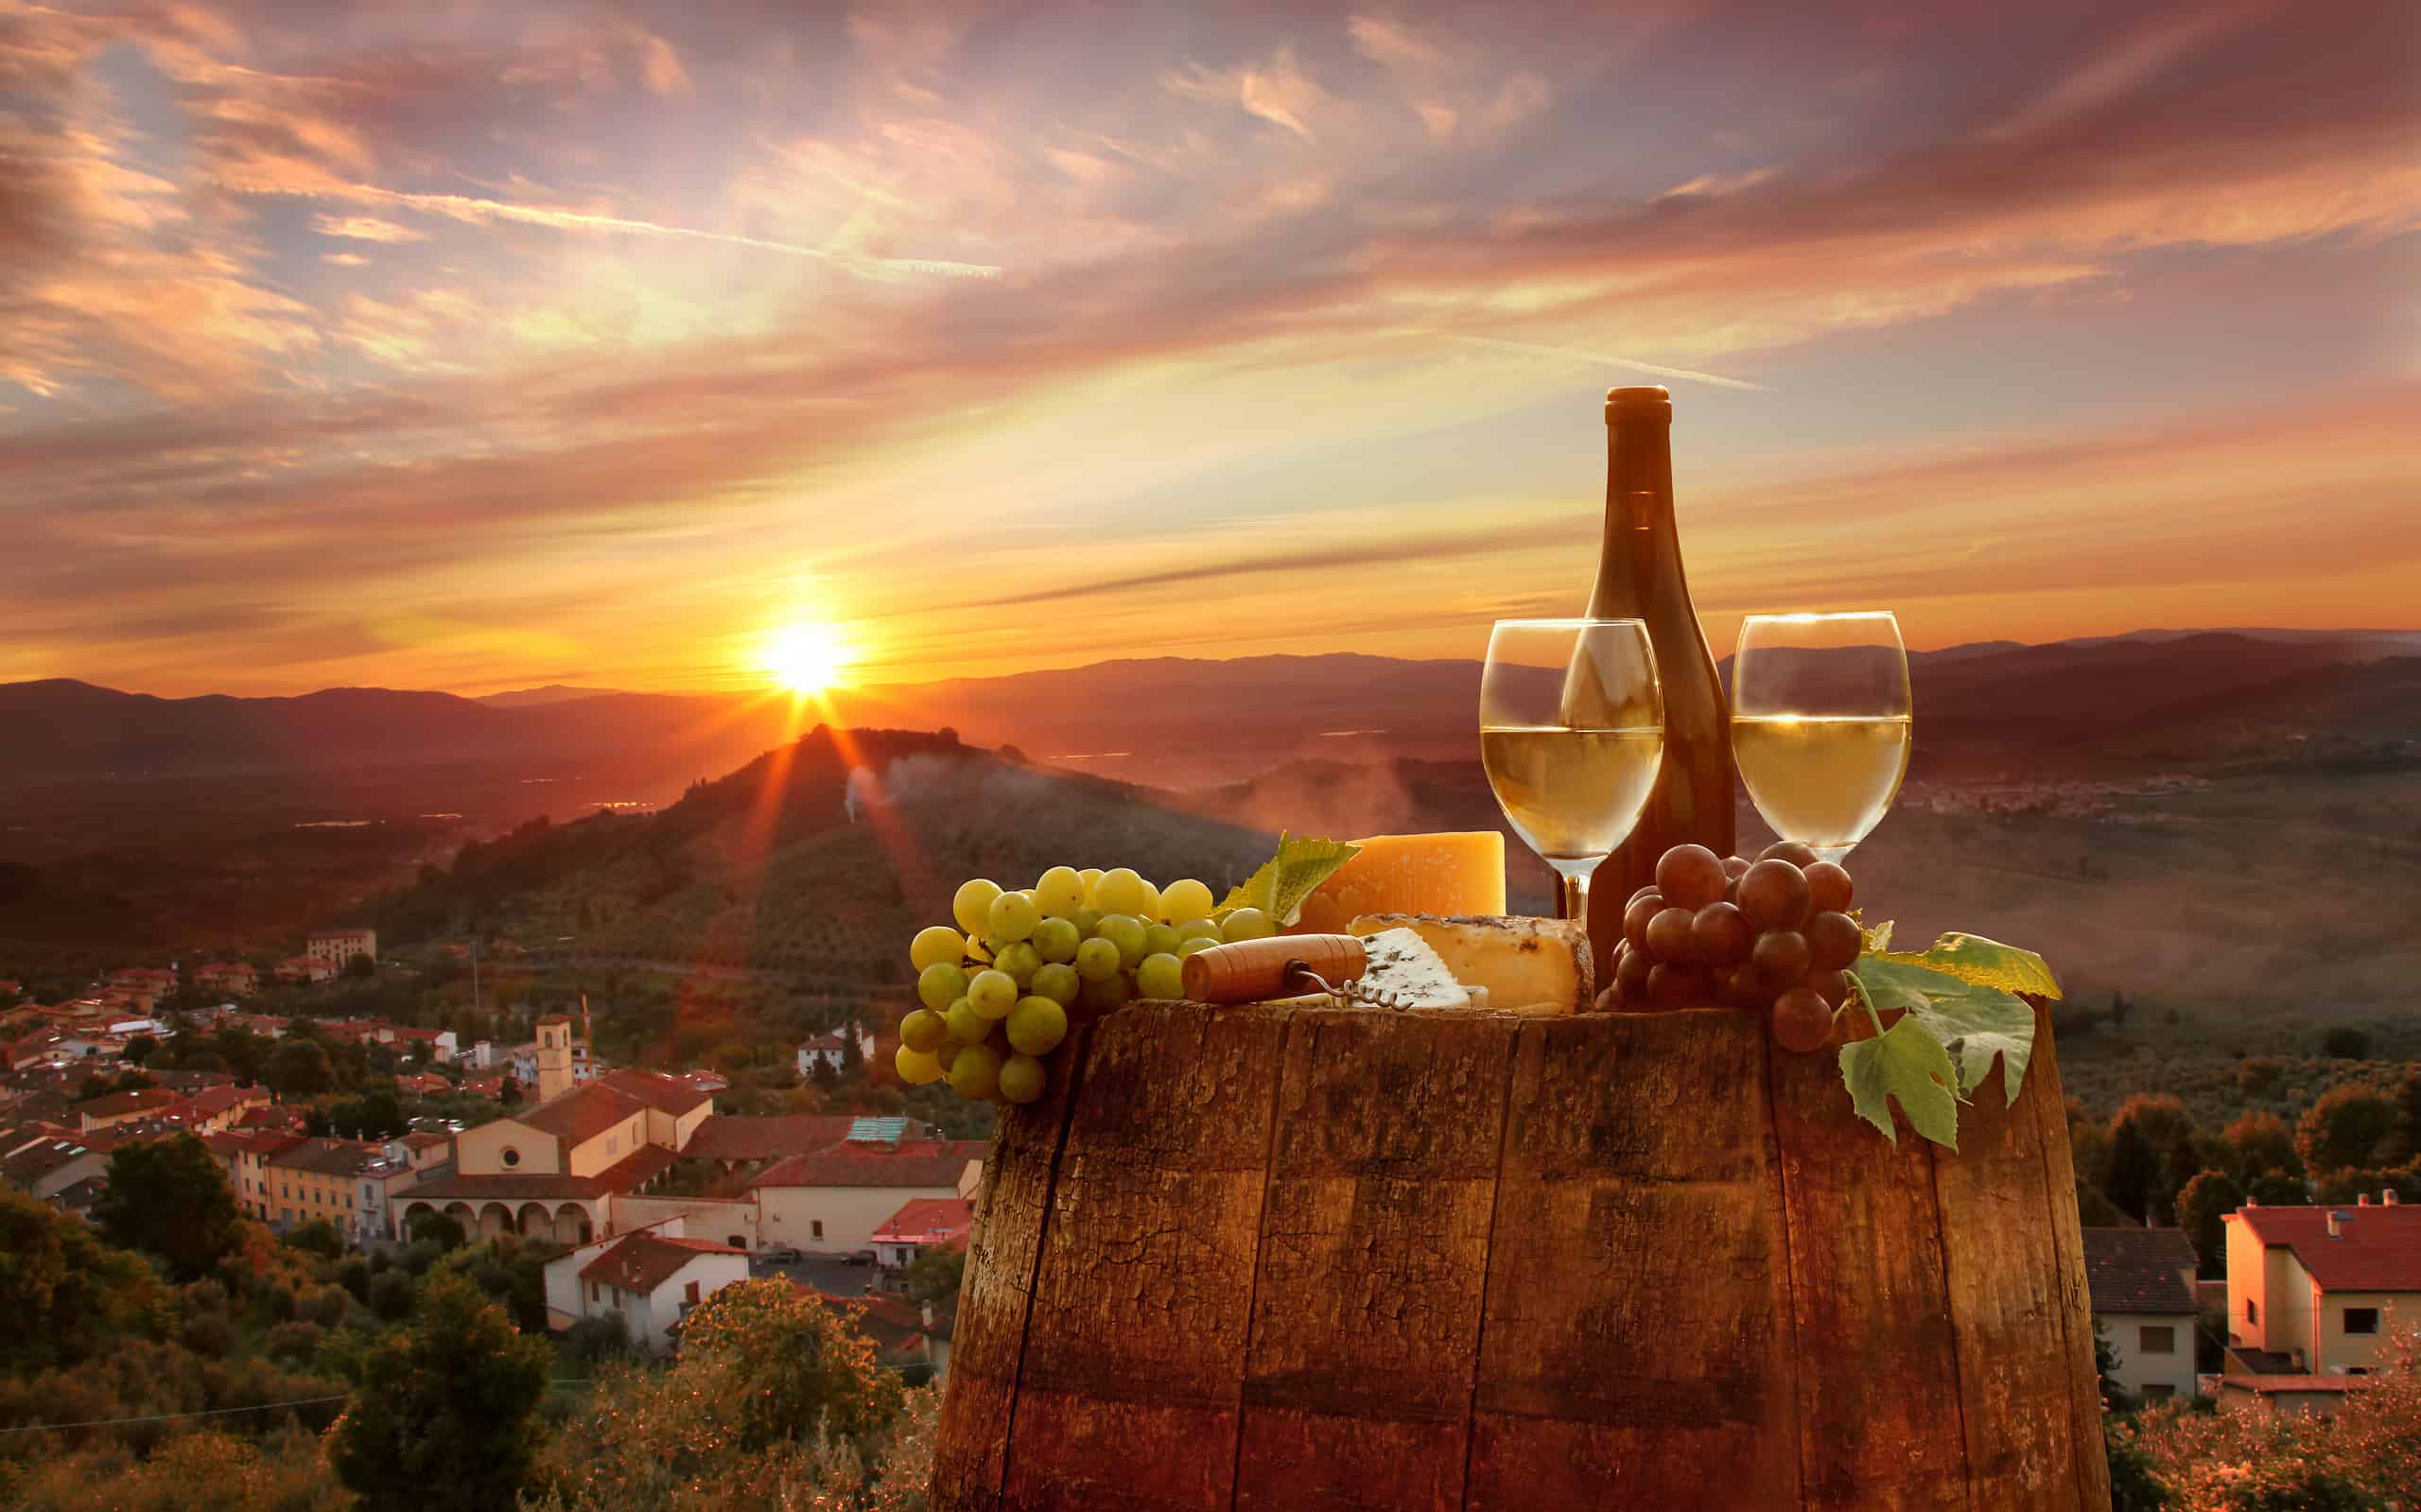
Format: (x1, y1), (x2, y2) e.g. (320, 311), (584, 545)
(4, 0), (2415, 698)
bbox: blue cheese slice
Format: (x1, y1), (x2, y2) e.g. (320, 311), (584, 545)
(1355, 927), (1475, 1010)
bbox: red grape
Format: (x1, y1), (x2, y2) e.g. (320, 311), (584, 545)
(1800, 966), (1853, 1009)
(1615, 946), (1653, 1002)
(1772, 987), (1836, 1052)
(1721, 855), (1750, 881)
(1647, 964), (1713, 1011)
(1627, 883), (1662, 910)
(1717, 964), (1768, 1009)
(1751, 929), (1811, 986)
(1760, 840), (1821, 868)
(1803, 860), (1853, 914)
(1623, 894), (1664, 952)
(1690, 902), (1753, 965)
(1645, 907), (1698, 964)
(1737, 860), (1813, 933)
(1655, 844), (1729, 911)
(1804, 911), (1862, 972)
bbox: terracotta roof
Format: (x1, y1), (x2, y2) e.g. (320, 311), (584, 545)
(404, 1143), (676, 1201)
(681, 1114), (854, 1165)
(0, 1132), (96, 1184)
(513, 1082), (655, 1144)
(2233, 1204), (2421, 1292)
(2081, 1226), (2199, 1315)
(184, 1085), (262, 1116)
(873, 1196), (975, 1246)
(400, 1131), (450, 1150)
(78, 1087), (188, 1120)
(752, 1139), (985, 1191)
(595, 1069), (714, 1117)
(580, 1231), (744, 1295)
(270, 1138), (386, 1177)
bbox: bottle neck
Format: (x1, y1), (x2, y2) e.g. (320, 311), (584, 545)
(1592, 417), (1685, 613)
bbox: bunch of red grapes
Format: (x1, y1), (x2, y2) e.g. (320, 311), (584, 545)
(1605, 841), (1862, 1052)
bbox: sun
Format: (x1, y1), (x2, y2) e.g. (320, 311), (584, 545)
(758, 621), (852, 695)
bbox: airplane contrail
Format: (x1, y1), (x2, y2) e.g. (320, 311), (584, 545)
(323, 185), (1001, 280)
(1445, 334), (1767, 391)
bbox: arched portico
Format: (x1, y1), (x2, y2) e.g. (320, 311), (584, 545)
(477, 1201), (514, 1239)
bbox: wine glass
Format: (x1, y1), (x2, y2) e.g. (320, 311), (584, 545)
(1729, 611), (1912, 863)
(1480, 619), (1665, 923)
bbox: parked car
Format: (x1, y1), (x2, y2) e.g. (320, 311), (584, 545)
(846, 1249), (877, 1265)
(757, 1245), (802, 1263)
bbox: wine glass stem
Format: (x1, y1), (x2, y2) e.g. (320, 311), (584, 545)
(1557, 869), (1589, 925)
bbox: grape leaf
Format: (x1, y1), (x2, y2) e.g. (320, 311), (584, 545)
(1838, 1016), (1961, 1149)
(1872, 931), (2061, 999)
(1853, 954), (2036, 1107)
(1858, 916), (1895, 955)
(1217, 833), (1362, 927)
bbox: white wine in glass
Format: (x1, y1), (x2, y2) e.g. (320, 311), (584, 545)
(1730, 613), (1911, 863)
(1480, 619), (1665, 922)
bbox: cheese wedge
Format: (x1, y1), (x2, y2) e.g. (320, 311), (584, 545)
(1353, 928), (1474, 1010)
(1349, 913), (1593, 1015)
(1291, 832), (1507, 935)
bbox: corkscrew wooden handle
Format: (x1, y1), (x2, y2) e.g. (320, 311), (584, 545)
(1181, 934), (1368, 1004)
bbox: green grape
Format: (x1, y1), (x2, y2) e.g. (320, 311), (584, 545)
(998, 1052), (1048, 1104)
(949, 1044), (1002, 1101)
(1033, 865), (1087, 919)
(1221, 907), (1275, 942)
(962, 935), (993, 965)
(992, 940), (1041, 988)
(1095, 913), (1148, 967)
(1072, 936), (1122, 982)
(898, 1008), (949, 1053)
(1005, 996), (1068, 1055)
(1135, 952), (1185, 1000)
(1079, 972), (1130, 1011)
(1143, 922), (1181, 957)
(967, 968), (1018, 1018)
(1030, 961), (1081, 1006)
(1070, 905), (1103, 938)
(1158, 878), (1215, 923)
(909, 926), (966, 973)
(1176, 916), (1223, 944)
(986, 890), (1039, 944)
(952, 878), (1002, 935)
(1076, 867), (1105, 903)
(943, 997), (987, 1046)
(1091, 867), (1157, 920)
(895, 1045), (945, 1085)
(916, 962), (968, 1012)
(1033, 916), (1081, 964)
(1177, 934), (1223, 959)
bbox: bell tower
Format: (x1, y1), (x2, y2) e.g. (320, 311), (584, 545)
(534, 1015), (573, 1104)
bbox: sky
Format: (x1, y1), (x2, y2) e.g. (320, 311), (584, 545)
(3, 0), (2416, 698)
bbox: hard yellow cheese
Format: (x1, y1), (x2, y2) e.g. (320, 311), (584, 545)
(1290, 831), (1507, 936)
(1348, 912), (1593, 1015)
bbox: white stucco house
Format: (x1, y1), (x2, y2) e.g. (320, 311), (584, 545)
(544, 1222), (751, 1353)
(2218, 1192), (2420, 1414)
(795, 1020), (877, 1079)
(751, 1118), (983, 1256)
(2082, 1225), (2202, 1404)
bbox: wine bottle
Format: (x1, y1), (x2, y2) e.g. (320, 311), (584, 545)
(1583, 385), (1733, 982)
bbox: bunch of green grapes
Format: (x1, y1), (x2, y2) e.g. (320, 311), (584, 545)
(892, 865), (1274, 1105)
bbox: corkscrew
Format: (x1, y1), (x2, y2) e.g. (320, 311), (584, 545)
(1179, 934), (1418, 1010)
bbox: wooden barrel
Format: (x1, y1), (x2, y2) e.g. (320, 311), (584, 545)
(932, 998), (2112, 1511)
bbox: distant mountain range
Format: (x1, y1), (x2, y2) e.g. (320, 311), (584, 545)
(4, 628), (2415, 797)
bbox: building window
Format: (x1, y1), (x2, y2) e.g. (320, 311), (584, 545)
(2344, 1308), (2380, 1335)
(589, 1282), (600, 1303)
(501, 1147), (521, 1168)
(811, 1220), (824, 1241)
(2246, 1299), (2258, 1324)
(2139, 1326), (2176, 1355)
(684, 1280), (701, 1304)
(2140, 1383), (2176, 1401)
(607, 1135), (618, 1155)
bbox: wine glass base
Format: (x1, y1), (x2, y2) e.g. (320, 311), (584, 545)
(1809, 844), (1856, 866)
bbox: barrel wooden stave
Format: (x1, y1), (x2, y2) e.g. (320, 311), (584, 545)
(933, 1001), (2110, 1512)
